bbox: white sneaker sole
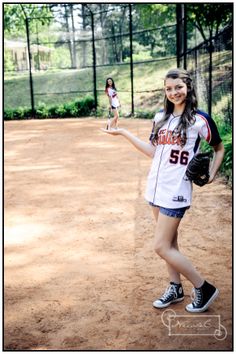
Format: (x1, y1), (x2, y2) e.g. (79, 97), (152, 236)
(185, 288), (219, 313)
(153, 296), (184, 309)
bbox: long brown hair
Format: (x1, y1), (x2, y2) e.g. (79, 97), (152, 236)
(105, 77), (117, 93)
(151, 68), (198, 147)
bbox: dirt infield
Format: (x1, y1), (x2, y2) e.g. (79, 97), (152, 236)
(4, 118), (232, 350)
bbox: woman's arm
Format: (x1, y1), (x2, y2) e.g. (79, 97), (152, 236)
(108, 96), (112, 109)
(106, 88), (112, 108)
(208, 141), (225, 183)
(102, 128), (156, 158)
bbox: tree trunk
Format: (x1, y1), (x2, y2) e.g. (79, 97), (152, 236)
(81, 4), (87, 67)
(111, 23), (119, 62)
(99, 6), (106, 65)
(118, 7), (127, 62)
(69, 4), (77, 68)
(64, 4), (73, 68)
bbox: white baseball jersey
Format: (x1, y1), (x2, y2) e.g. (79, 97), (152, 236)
(107, 87), (120, 108)
(145, 109), (222, 208)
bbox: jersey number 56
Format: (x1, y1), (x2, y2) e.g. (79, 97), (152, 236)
(169, 149), (189, 165)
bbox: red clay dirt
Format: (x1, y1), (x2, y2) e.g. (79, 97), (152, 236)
(4, 118), (232, 350)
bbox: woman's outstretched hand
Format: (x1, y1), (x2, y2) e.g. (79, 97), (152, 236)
(101, 127), (124, 135)
(101, 126), (155, 158)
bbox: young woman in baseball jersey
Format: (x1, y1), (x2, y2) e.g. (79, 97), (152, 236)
(102, 68), (224, 313)
(105, 77), (120, 130)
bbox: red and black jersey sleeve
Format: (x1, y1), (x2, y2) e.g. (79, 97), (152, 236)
(196, 110), (222, 146)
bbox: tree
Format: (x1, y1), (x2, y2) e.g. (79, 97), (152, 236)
(134, 4), (176, 28)
(63, 4), (77, 68)
(132, 4), (176, 58)
(49, 4), (81, 68)
(97, 4), (110, 64)
(81, 4), (90, 67)
(187, 3), (233, 42)
(4, 4), (52, 37)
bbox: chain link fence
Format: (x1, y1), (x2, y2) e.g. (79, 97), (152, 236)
(4, 4), (232, 124)
(184, 25), (232, 125)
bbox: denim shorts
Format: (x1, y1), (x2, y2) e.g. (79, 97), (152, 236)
(149, 202), (190, 219)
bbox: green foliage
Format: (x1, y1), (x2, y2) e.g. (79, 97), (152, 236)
(219, 132), (232, 185)
(187, 4), (233, 41)
(54, 105), (67, 118)
(4, 3), (233, 70)
(124, 51), (153, 63)
(4, 49), (15, 71)
(78, 96), (96, 115)
(50, 47), (71, 69)
(134, 110), (155, 119)
(4, 109), (14, 120)
(200, 115), (232, 184)
(4, 96), (95, 120)
(135, 4), (176, 28)
(131, 5), (177, 59)
(4, 4), (52, 36)
(36, 102), (49, 119)
(4, 107), (32, 120)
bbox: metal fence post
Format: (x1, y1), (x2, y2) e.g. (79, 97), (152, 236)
(176, 4), (187, 69)
(176, 4), (182, 67)
(208, 38), (213, 117)
(183, 4), (187, 70)
(25, 17), (35, 117)
(84, 4), (97, 113)
(129, 4), (134, 116)
(91, 12), (97, 113)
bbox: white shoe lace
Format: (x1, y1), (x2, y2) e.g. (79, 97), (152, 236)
(160, 284), (177, 302)
(191, 287), (203, 307)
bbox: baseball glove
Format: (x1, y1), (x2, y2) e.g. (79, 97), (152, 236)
(186, 152), (211, 187)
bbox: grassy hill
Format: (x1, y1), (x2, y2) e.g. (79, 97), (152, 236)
(4, 58), (176, 115)
(4, 51), (231, 121)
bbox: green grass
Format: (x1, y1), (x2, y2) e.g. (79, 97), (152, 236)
(4, 51), (232, 119)
(4, 59), (176, 113)
(4, 69), (94, 109)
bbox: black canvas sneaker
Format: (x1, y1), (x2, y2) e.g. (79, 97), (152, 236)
(153, 282), (184, 309)
(185, 280), (219, 313)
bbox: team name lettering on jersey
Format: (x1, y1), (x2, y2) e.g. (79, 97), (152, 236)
(158, 129), (181, 146)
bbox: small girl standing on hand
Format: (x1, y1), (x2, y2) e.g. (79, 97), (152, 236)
(102, 68), (224, 313)
(105, 77), (120, 130)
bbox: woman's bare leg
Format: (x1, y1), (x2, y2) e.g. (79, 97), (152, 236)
(153, 211), (204, 288)
(151, 206), (181, 284)
(110, 109), (119, 128)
